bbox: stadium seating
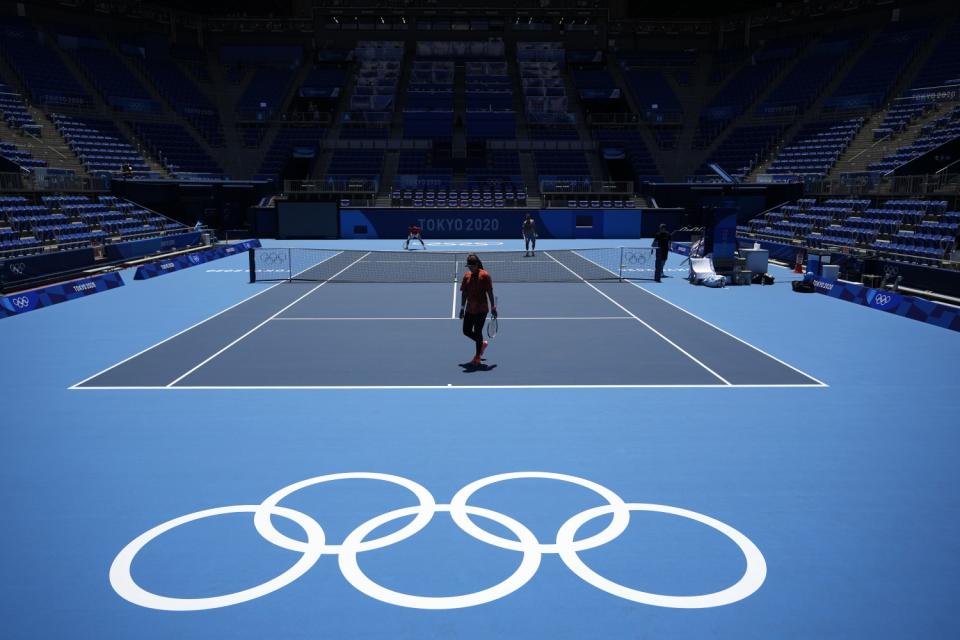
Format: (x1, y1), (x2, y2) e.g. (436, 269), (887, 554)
(0, 23), (90, 106)
(0, 193), (189, 256)
(824, 22), (930, 112)
(236, 68), (297, 121)
(765, 119), (864, 178)
(127, 121), (223, 178)
(0, 7), (957, 267)
(0, 82), (41, 135)
(518, 42), (575, 128)
(51, 114), (153, 177)
(700, 124), (784, 179)
(694, 38), (799, 148)
(868, 106), (960, 173)
(594, 128), (659, 182)
(465, 59), (516, 141)
(758, 35), (855, 116)
(257, 126), (326, 179)
(135, 54), (225, 146)
(389, 186), (526, 209)
(327, 148), (385, 183)
(739, 197), (956, 265)
(403, 59), (454, 139)
(75, 46), (160, 113)
(909, 22), (960, 89)
(617, 55), (682, 123)
(0, 140), (47, 169)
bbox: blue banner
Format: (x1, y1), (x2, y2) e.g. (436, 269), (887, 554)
(133, 240), (261, 280)
(339, 209), (645, 240)
(812, 277), (960, 333)
(1, 247), (97, 288)
(0, 272), (124, 319)
(106, 232), (203, 261)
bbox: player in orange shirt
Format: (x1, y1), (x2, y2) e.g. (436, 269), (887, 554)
(458, 254), (497, 367)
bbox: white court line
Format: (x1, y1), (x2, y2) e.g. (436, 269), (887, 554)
(164, 252), (371, 387)
(451, 276), (459, 319)
(69, 251), (346, 389)
(272, 316), (632, 321)
(627, 280), (828, 387)
(544, 251), (732, 386)
(73, 383), (828, 391)
(572, 249), (827, 388)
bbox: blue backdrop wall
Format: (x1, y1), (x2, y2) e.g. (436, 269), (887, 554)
(338, 208), (684, 239)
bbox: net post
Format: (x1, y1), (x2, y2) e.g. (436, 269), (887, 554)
(287, 248), (293, 281)
(248, 248), (256, 283)
(619, 247), (624, 281)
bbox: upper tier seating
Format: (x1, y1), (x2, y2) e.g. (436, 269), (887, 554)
(765, 119), (864, 178)
(824, 22), (930, 111)
(758, 35), (854, 116)
(617, 54), (682, 123)
(127, 121), (223, 178)
(136, 54), (225, 146)
(0, 23), (90, 106)
(869, 106), (960, 173)
(52, 113), (153, 176)
(700, 124), (784, 179)
(0, 140), (47, 169)
(0, 82), (41, 135)
(75, 46), (160, 113)
(257, 126), (326, 179)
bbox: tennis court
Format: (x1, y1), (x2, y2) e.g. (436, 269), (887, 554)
(3, 239), (959, 640)
(74, 247), (822, 388)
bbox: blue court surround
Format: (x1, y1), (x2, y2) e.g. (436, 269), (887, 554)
(2, 238), (959, 639)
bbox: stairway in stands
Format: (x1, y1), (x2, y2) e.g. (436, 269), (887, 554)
(832, 99), (960, 176)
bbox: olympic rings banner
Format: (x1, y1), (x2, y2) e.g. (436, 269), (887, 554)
(133, 240), (261, 280)
(0, 271), (124, 319)
(110, 471), (767, 611)
(813, 278), (960, 333)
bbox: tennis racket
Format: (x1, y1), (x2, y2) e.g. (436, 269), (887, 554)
(486, 296), (499, 338)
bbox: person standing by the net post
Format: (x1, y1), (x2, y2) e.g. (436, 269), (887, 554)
(522, 212), (537, 257)
(652, 223), (672, 282)
(459, 254), (496, 367)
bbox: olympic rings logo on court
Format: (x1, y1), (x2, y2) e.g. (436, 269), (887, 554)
(110, 471), (766, 611)
(257, 250), (288, 266)
(11, 295), (31, 309)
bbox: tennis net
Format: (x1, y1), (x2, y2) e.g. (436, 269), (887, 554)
(248, 247), (658, 283)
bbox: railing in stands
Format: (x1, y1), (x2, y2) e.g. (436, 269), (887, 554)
(806, 172), (959, 195)
(540, 178), (633, 195)
(284, 178), (379, 194)
(0, 172), (110, 192)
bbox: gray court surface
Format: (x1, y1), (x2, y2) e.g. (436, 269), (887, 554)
(74, 280), (823, 388)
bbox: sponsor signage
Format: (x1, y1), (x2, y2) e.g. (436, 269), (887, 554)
(812, 278), (960, 333)
(0, 272), (124, 319)
(133, 241), (261, 280)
